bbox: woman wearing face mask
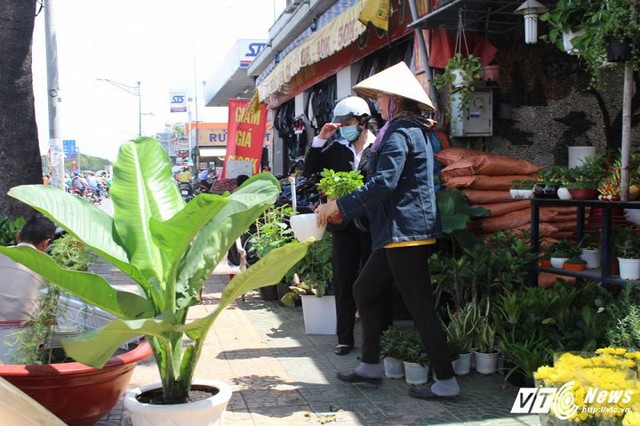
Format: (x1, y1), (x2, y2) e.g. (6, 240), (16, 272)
(303, 96), (393, 356)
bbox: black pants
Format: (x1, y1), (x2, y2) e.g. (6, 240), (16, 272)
(353, 244), (454, 380)
(331, 224), (392, 347)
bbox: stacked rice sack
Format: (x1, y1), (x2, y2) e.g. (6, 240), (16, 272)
(436, 148), (577, 239)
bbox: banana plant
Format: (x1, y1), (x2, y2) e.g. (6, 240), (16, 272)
(0, 137), (309, 403)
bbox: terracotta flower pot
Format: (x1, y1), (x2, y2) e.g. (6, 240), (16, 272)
(563, 262), (586, 271)
(0, 332), (152, 426)
(568, 188), (598, 200)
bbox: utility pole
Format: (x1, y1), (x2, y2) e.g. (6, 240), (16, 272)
(97, 79), (142, 138)
(45, 0), (65, 189)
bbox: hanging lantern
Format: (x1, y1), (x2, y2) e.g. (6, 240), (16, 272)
(514, 0), (549, 44)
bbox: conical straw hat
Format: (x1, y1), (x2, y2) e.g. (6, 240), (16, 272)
(353, 62), (434, 111)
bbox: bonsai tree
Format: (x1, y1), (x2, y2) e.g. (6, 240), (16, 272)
(0, 137), (310, 404)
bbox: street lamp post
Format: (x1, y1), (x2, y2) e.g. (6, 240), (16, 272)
(97, 79), (142, 137)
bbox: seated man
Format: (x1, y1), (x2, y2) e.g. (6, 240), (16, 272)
(0, 215), (57, 322)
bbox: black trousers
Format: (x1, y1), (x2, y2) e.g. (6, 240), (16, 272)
(353, 244), (455, 380)
(331, 224), (392, 347)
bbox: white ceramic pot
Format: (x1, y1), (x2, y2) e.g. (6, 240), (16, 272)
(452, 352), (472, 376)
(300, 294), (336, 335)
(403, 361), (429, 385)
(557, 187), (572, 200)
(474, 351), (498, 375)
(625, 209), (640, 226)
(618, 258), (640, 280)
(289, 213), (326, 242)
(563, 30), (584, 55)
(509, 189), (533, 200)
(124, 379), (232, 426)
(383, 356), (405, 379)
(580, 249), (601, 270)
(451, 69), (467, 88)
(550, 257), (567, 269)
(568, 146), (595, 168)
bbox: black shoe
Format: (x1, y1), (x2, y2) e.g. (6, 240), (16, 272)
(336, 371), (382, 384)
(334, 344), (353, 355)
(409, 385), (459, 400)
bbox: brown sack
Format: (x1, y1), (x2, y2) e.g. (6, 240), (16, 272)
(445, 175), (537, 191)
(462, 189), (514, 204)
(435, 147), (485, 166)
(441, 155), (541, 179)
(472, 200), (531, 217)
(475, 207), (557, 233)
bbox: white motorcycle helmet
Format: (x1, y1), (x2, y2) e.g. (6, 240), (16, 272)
(332, 96), (371, 124)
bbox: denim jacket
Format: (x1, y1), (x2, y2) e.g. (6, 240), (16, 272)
(337, 119), (441, 250)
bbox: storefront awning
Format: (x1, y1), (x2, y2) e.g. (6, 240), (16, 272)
(258, 0), (367, 102)
(199, 147), (227, 158)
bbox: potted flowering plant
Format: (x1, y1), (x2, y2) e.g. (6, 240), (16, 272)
(534, 349), (639, 425)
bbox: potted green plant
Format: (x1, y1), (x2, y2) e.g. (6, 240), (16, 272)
(316, 168), (364, 200)
(565, 155), (605, 199)
(0, 137), (310, 425)
(509, 179), (536, 200)
(563, 256), (587, 271)
(398, 330), (429, 385)
(474, 316), (498, 374)
(380, 326), (408, 379)
(281, 235), (335, 334)
(434, 53), (482, 120)
(579, 232), (601, 269)
(248, 204), (295, 300)
(539, 0), (594, 54)
(613, 226), (640, 279)
(444, 301), (479, 376)
(547, 238), (581, 268)
(499, 332), (552, 387)
(0, 227), (153, 426)
(535, 165), (571, 198)
(541, 0), (640, 88)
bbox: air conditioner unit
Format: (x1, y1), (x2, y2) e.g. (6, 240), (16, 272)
(285, 0), (302, 13)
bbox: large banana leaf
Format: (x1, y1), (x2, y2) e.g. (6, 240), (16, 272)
(5, 137), (303, 402)
(62, 242), (309, 368)
(0, 245), (153, 319)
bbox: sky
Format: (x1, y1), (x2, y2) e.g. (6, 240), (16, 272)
(32, 0), (285, 161)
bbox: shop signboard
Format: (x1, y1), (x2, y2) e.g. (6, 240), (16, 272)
(222, 96), (267, 178)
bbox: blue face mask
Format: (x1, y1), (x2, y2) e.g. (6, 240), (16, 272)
(340, 125), (360, 142)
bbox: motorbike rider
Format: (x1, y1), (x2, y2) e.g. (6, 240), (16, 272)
(303, 96), (393, 356)
(86, 172), (102, 198)
(70, 171), (88, 196)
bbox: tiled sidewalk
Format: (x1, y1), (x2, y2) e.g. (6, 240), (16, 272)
(94, 261), (540, 425)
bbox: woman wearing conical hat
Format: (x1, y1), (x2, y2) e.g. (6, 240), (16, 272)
(316, 62), (459, 400)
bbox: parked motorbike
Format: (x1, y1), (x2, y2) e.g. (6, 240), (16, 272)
(178, 182), (194, 202)
(69, 187), (102, 204)
(276, 173), (321, 213)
